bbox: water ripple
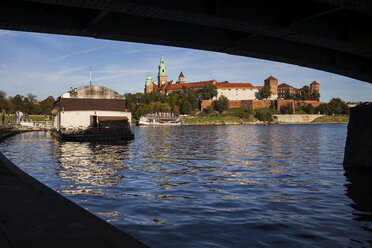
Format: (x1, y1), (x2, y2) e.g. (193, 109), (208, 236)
(1, 124), (372, 247)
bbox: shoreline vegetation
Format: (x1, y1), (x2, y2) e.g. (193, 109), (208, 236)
(181, 115), (349, 125)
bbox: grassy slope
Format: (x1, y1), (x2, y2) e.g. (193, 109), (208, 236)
(311, 115), (349, 123)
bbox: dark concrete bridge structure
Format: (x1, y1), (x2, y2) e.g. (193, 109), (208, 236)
(1, 0), (372, 84)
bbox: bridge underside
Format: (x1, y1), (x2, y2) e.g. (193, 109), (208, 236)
(1, 0), (372, 84)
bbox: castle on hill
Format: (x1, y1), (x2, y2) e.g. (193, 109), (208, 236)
(144, 56), (320, 102)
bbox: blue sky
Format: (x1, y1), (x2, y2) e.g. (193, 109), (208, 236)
(0, 29), (371, 103)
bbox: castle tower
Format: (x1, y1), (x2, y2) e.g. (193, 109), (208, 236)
(145, 69), (154, 93)
(264, 76), (278, 99)
(158, 56), (168, 86)
(310, 81), (320, 93)
(178, 71), (185, 84)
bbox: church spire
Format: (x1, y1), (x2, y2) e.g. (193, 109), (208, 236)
(158, 55), (168, 86)
(145, 68), (153, 85)
(145, 68), (154, 93)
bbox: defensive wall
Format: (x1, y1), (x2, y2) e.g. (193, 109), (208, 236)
(201, 99), (324, 112)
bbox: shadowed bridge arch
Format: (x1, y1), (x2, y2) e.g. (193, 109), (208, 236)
(1, 0), (372, 83)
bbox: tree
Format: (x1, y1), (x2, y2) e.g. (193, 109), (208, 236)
(181, 100), (192, 115)
(302, 86), (311, 100)
(26, 93), (37, 103)
(304, 104), (315, 114)
(135, 103), (151, 118)
(259, 85), (271, 99)
(315, 103), (328, 115)
(10, 94), (24, 112)
(0, 91), (8, 112)
(205, 106), (214, 114)
(328, 98), (347, 115)
(215, 95), (229, 113)
(280, 103), (294, 114)
(202, 83), (217, 100)
(39, 95), (55, 115)
(172, 105), (180, 115)
(311, 92), (320, 101)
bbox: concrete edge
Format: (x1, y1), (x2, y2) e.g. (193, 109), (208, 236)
(0, 131), (148, 248)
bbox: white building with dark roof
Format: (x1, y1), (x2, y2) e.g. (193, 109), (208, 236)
(54, 85), (131, 132)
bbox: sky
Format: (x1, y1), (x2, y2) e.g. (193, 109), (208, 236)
(0, 29), (371, 103)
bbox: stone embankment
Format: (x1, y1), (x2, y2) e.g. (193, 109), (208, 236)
(344, 103), (372, 170)
(273, 114), (323, 123)
(0, 131), (147, 248)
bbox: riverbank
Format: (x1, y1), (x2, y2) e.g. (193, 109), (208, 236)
(182, 115), (349, 125)
(311, 115), (349, 123)
(0, 131), (147, 248)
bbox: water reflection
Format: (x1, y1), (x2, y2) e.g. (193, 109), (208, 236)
(53, 140), (132, 193)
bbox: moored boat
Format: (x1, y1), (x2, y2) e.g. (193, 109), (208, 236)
(139, 113), (181, 126)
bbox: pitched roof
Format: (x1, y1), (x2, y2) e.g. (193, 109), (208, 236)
(179, 71), (184, 77)
(310, 81), (319, 85)
(278, 83), (293, 88)
(265, 76), (278, 81)
(217, 83), (254, 88)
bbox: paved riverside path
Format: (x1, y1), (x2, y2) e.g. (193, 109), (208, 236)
(0, 132), (148, 248)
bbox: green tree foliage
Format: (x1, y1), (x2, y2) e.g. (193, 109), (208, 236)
(315, 104), (327, 114)
(311, 92), (320, 101)
(302, 86), (311, 100)
(181, 87), (198, 110)
(134, 101), (171, 118)
(280, 103), (294, 114)
(0, 91), (8, 112)
(215, 95), (229, 113)
(202, 83), (217, 100)
(254, 108), (274, 122)
(205, 106), (214, 114)
(181, 100), (193, 115)
(259, 85), (271, 99)
(327, 98), (349, 115)
(10, 94), (24, 112)
(304, 104), (315, 114)
(39, 96), (55, 115)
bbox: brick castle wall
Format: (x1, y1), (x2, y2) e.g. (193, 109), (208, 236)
(201, 100), (271, 110)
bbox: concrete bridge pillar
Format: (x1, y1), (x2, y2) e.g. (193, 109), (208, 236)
(344, 103), (372, 170)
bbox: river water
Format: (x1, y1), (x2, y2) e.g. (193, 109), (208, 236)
(1, 124), (372, 247)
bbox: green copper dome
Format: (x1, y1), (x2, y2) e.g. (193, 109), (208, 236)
(158, 55), (167, 77)
(145, 69), (154, 86)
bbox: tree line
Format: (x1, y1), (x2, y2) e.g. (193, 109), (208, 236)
(124, 83), (228, 119)
(280, 98), (350, 115)
(0, 91), (55, 115)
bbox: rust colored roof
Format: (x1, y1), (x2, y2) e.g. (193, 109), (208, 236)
(98, 116), (128, 122)
(217, 83), (254, 88)
(58, 98), (126, 112)
(278, 83), (293, 88)
(165, 80), (217, 91)
(294, 88), (303, 91)
(265, 76), (278, 81)
(310, 81), (319, 85)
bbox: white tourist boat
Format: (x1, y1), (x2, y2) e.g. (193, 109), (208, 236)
(139, 113), (181, 126)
